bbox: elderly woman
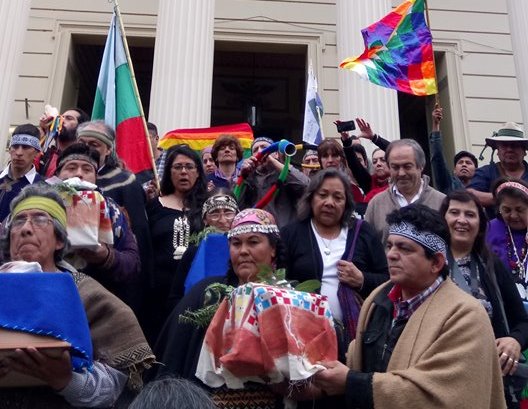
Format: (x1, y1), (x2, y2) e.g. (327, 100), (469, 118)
(486, 178), (528, 303)
(145, 144), (208, 343)
(281, 168), (388, 346)
(0, 184), (153, 408)
(167, 188), (239, 308)
(440, 189), (528, 408)
(154, 208), (293, 408)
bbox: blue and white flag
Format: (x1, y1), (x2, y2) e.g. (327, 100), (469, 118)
(302, 63), (324, 145)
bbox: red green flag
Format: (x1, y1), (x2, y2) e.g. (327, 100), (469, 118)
(340, 0), (437, 96)
(92, 13), (152, 173)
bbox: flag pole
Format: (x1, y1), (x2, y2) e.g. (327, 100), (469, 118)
(424, 0), (440, 106)
(112, 0), (160, 189)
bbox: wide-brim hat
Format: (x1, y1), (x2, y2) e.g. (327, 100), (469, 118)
(485, 122), (527, 149)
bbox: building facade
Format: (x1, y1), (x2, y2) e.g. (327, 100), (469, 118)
(1, 0), (526, 166)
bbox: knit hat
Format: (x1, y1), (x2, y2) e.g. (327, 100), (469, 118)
(251, 137), (274, 152)
(227, 208), (279, 239)
(77, 128), (114, 148)
(485, 122), (527, 149)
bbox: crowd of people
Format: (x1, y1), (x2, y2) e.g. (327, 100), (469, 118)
(0, 104), (527, 409)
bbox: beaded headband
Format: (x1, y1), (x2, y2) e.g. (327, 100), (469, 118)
(227, 208), (280, 239)
(10, 134), (42, 152)
(495, 181), (528, 198)
(201, 194), (239, 218)
(57, 154), (98, 172)
(388, 221), (447, 257)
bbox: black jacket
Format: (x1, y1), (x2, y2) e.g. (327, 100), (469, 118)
(281, 218), (389, 299)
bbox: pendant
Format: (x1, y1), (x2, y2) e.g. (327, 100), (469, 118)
(324, 247), (331, 256)
(173, 246), (187, 260)
(516, 283), (527, 300)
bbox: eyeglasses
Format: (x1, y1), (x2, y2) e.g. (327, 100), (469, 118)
(171, 163), (197, 172)
(10, 214), (53, 231)
(207, 210), (236, 221)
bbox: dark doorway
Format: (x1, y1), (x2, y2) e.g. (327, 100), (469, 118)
(211, 42), (307, 145)
(65, 34), (154, 118)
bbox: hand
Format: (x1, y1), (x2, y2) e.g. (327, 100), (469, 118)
(313, 360), (349, 396)
(144, 180), (160, 201)
(39, 114), (54, 131)
(241, 156), (259, 176)
(432, 104), (443, 132)
(334, 120), (351, 141)
(497, 337), (522, 376)
(336, 260), (364, 289)
(269, 380), (324, 401)
(77, 243), (111, 265)
(355, 118), (375, 140)
(0, 347), (72, 391)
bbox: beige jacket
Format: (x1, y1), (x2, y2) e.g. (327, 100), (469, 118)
(347, 279), (506, 409)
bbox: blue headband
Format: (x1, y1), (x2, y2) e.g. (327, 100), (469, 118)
(10, 134), (42, 152)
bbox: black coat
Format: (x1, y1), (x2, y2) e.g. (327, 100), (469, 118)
(281, 218), (389, 300)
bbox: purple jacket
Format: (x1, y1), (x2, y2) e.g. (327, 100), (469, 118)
(486, 218), (526, 272)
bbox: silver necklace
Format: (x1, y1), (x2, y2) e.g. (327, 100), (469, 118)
(311, 220), (339, 256)
(172, 216), (190, 260)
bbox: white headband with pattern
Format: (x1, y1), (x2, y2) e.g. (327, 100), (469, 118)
(388, 221), (447, 257)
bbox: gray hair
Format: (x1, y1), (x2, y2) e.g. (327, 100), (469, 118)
(386, 139), (426, 169)
(128, 377), (217, 409)
(2, 184), (70, 263)
(297, 168), (355, 227)
(76, 120), (116, 142)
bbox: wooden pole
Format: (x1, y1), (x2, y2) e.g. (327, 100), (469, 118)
(424, 0), (440, 106)
(112, 0), (160, 189)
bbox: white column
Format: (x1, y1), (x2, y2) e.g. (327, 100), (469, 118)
(0, 1), (31, 165)
(336, 0), (400, 143)
(149, 0), (215, 135)
(506, 0), (528, 128)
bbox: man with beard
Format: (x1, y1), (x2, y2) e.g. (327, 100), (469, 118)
(38, 108), (89, 177)
(0, 124), (43, 221)
(365, 139), (445, 244)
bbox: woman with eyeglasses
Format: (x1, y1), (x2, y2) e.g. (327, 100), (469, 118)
(167, 188), (239, 309)
(144, 144), (208, 344)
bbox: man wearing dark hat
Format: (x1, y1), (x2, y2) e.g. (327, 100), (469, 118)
(429, 105), (478, 193)
(0, 124), (43, 221)
(468, 122), (528, 211)
(301, 149), (320, 177)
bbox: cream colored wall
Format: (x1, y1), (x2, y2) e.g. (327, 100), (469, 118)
(12, 0), (522, 166)
(421, 0), (520, 163)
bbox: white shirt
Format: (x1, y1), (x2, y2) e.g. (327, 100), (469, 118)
(311, 220), (347, 321)
(0, 165), (38, 183)
(392, 179), (424, 207)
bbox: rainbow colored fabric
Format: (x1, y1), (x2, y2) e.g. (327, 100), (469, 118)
(159, 123), (254, 152)
(340, 0), (437, 96)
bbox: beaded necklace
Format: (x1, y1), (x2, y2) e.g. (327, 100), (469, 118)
(506, 225), (528, 282)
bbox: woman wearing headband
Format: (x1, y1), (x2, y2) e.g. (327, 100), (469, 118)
(167, 188), (239, 308)
(153, 208), (290, 408)
(440, 189), (528, 408)
(487, 178), (528, 304)
(0, 184), (153, 408)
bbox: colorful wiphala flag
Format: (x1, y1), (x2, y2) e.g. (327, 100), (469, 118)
(302, 63), (324, 146)
(92, 13), (152, 173)
(159, 123), (254, 153)
(340, 0), (437, 96)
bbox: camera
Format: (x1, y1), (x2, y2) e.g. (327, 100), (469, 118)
(335, 120), (356, 133)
